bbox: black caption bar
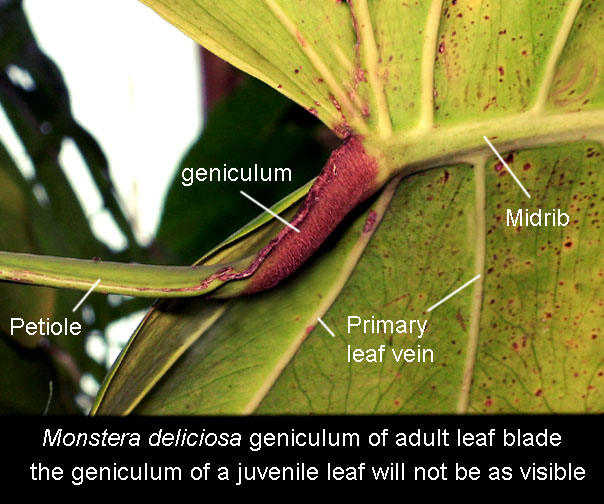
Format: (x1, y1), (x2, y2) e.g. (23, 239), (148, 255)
(2, 415), (601, 490)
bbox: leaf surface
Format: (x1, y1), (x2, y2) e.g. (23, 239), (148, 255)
(95, 179), (398, 414)
(115, 143), (603, 415)
(77, 1), (604, 413)
(92, 188), (310, 414)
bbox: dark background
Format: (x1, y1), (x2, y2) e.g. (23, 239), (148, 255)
(3, 415), (601, 490)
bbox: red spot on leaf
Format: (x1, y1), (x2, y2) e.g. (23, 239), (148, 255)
(329, 93), (342, 111)
(363, 210), (378, 233)
(295, 30), (306, 47)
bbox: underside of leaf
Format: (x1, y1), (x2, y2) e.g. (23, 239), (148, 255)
(3, 0), (604, 414)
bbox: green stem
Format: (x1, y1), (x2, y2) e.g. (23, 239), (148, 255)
(0, 251), (252, 298)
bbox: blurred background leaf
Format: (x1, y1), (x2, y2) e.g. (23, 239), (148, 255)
(156, 76), (333, 263)
(0, 0), (145, 413)
(0, 0), (330, 413)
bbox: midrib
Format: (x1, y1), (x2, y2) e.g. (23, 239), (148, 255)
(383, 108), (604, 179)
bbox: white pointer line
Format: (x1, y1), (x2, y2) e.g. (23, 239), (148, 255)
(72, 278), (101, 312)
(427, 275), (481, 312)
(240, 191), (300, 233)
(317, 317), (335, 337)
(483, 136), (531, 199)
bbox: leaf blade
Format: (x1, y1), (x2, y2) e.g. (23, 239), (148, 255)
(132, 179), (400, 415)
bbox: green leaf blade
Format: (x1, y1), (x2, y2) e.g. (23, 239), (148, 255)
(100, 180), (400, 415)
(87, 0), (604, 415)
